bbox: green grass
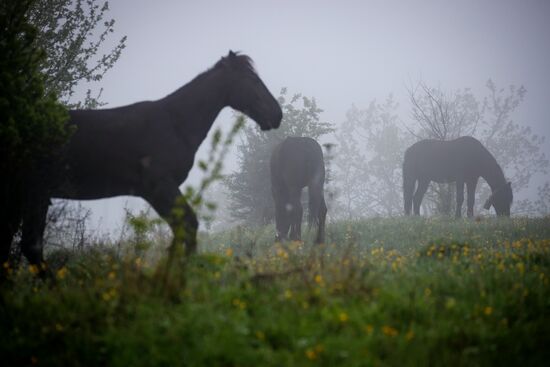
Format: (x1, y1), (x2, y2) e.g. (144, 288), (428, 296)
(1, 217), (549, 366)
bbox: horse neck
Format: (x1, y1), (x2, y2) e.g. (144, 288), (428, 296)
(162, 67), (229, 151)
(481, 158), (506, 192)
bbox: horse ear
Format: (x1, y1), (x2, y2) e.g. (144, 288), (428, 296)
(228, 50), (237, 58)
(483, 197), (492, 210)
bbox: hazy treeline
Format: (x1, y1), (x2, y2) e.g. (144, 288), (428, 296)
(209, 80), (549, 230)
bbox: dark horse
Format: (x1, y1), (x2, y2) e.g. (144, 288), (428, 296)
(270, 137), (327, 243)
(4, 51), (282, 269)
(403, 136), (512, 217)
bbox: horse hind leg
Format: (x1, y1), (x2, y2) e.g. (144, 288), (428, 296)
(316, 196), (327, 244)
(288, 189), (302, 241)
(20, 199), (50, 277)
(308, 185), (327, 244)
(466, 178), (478, 218)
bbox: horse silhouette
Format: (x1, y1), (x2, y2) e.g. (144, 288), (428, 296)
(270, 137), (327, 243)
(8, 51), (282, 269)
(403, 136), (512, 217)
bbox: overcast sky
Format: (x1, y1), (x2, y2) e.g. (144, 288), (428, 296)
(76, 0), (550, 233)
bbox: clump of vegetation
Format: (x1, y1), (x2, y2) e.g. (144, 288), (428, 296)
(1, 217), (549, 366)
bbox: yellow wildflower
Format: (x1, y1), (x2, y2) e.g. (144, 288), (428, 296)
(382, 325), (398, 337)
(56, 267), (67, 280)
(314, 274), (323, 284)
(225, 248), (233, 257)
(232, 298), (246, 310)
(305, 348), (317, 360)
(284, 289), (293, 299)
(29, 264), (39, 275)
(276, 248), (288, 259)
(484, 306), (493, 316)
(338, 312), (349, 323)
(516, 262), (525, 275)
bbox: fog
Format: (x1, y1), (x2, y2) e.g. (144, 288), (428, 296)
(75, 0), (550, 234)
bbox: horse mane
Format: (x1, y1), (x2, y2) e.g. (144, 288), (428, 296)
(214, 51), (257, 74)
(164, 51), (256, 101)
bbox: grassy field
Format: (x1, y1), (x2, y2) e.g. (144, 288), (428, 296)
(1, 217), (549, 366)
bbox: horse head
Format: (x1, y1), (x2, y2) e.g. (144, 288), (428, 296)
(484, 181), (513, 216)
(219, 50), (282, 130)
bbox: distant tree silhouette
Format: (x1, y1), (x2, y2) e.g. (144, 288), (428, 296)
(334, 95), (411, 218)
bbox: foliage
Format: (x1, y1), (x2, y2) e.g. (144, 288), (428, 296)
(225, 88), (334, 226)
(0, 0), (70, 251)
(23, 0), (127, 252)
(1, 217), (550, 366)
(27, 0), (127, 109)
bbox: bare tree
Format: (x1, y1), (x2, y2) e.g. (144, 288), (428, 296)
(334, 96), (410, 218)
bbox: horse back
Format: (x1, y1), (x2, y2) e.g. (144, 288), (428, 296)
(271, 137), (325, 190)
(403, 136), (492, 183)
(54, 104), (194, 199)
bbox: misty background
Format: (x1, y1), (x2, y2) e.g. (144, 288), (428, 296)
(71, 0), (550, 236)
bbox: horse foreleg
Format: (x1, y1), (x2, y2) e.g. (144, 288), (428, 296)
(413, 179), (429, 216)
(403, 175), (415, 216)
(455, 181), (465, 218)
(172, 197), (198, 256)
(274, 202), (290, 242)
(0, 192), (23, 277)
(145, 181), (198, 256)
(272, 188), (290, 242)
(466, 178), (478, 218)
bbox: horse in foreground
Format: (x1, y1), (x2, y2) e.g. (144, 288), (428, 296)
(403, 136), (512, 217)
(270, 137), (327, 243)
(7, 51), (282, 269)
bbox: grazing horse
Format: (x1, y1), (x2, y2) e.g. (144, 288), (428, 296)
(6, 51), (282, 269)
(270, 137), (327, 243)
(403, 136), (512, 217)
